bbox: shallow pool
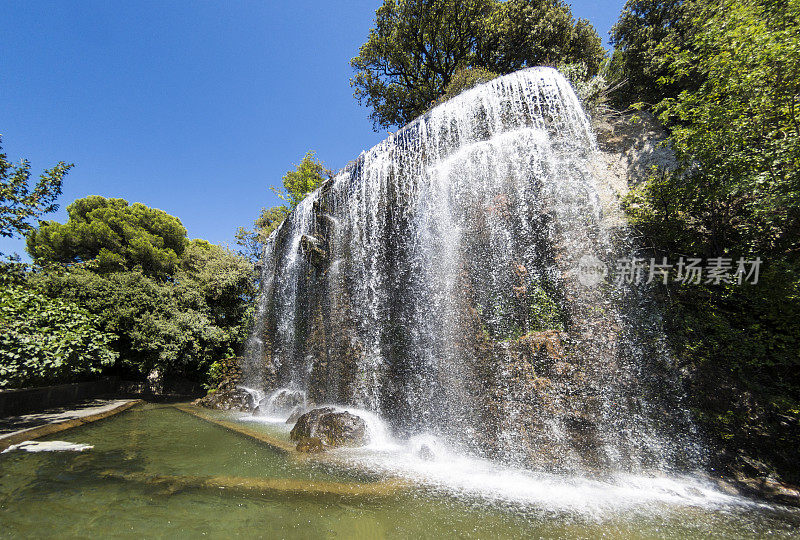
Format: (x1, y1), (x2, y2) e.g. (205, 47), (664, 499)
(1, 404), (798, 538)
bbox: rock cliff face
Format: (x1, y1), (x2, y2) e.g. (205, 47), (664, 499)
(239, 68), (703, 473)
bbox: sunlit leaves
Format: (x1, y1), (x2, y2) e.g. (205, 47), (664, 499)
(0, 136), (72, 241)
(351, 0), (605, 129)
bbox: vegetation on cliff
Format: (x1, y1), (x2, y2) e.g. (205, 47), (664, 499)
(612, 0), (800, 482)
(236, 151), (331, 262)
(350, 0), (605, 128)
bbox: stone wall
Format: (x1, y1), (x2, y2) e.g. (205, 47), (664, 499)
(0, 378), (119, 417)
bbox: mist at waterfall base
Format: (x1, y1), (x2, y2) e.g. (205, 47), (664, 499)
(236, 68), (771, 515)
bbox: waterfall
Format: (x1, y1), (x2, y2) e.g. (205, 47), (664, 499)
(243, 67), (704, 473)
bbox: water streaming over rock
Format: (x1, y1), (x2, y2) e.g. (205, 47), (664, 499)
(243, 67), (703, 474)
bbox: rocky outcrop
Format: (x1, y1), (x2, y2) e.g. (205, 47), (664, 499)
(253, 388), (305, 415)
(285, 405), (306, 424)
(193, 377), (252, 412)
(241, 69), (699, 475)
(289, 407), (369, 448)
(590, 110), (679, 231)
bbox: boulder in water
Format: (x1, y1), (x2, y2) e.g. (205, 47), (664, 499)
(295, 436), (325, 453)
(289, 407), (369, 448)
(416, 444), (436, 461)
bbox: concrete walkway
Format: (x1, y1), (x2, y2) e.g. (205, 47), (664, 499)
(0, 399), (141, 451)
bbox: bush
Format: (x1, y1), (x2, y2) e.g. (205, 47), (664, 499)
(0, 285), (117, 388)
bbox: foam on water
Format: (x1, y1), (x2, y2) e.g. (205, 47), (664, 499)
(2, 440), (94, 453)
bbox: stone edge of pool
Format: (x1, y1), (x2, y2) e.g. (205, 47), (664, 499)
(173, 404), (297, 454)
(172, 403), (410, 499)
(0, 399), (144, 452)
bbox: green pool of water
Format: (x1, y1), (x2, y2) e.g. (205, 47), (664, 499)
(1, 403), (799, 539)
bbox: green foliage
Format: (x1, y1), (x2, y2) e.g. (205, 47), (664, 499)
(478, 0), (605, 76)
(237, 151), (330, 262)
(429, 67), (500, 109)
(351, 0), (605, 129)
(27, 196), (188, 278)
(609, 0), (697, 106)
(484, 283), (564, 341)
(177, 240), (256, 332)
(351, 0), (493, 129)
(0, 284), (117, 388)
(273, 151), (331, 210)
(0, 136), (72, 241)
(623, 0), (800, 257)
(205, 352), (240, 390)
(616, 0), (800, 476)
(527, 285), (564, 332)
(31, 241), (255, 382)
(622, 166), (701, 254)
(656, 0), (800, 256)
(557, 60), (614, 118)
(24, 199), (255, 383)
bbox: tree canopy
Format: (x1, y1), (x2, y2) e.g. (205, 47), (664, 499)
(272, 150), (330, 210)
(0, 136), (72, 242)
(351, 0), (605, 128)
(608, 0), (705, 107)
(622, 0), (800, 259)
(17, 196), (256, 383)
(28, 236), (254, 382)
(27, 195), (188, 278)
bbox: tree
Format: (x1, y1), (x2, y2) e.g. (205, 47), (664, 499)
(608, 0), (697, 106)
(177, 239), (255, 331)
(350, 0), (605, 129)
(25, 196), (255, 382)
(273, 151), (331, 210)
(478, 0), (605, 76)
(30, 242), (255, 382)
(626, 0), (800, 258)
(0, 136), (72, 241)
(235, 206), (289, 262)
(27, 195), (188, 278)
(351, 0), (494, 129)
(237, 151), (330, 262)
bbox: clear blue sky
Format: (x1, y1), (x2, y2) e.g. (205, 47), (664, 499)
(1, 0), (625, 259)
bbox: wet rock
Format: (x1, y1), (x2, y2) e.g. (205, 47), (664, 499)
(285, 405), (306, 425)
(254, 389), (306, 415)
(275, 389), (305, 408)
(194, 377), (253, 412)
(728, 455), (800, 507)
(289, 407), (369, 448)
(295, 436), (325, 453)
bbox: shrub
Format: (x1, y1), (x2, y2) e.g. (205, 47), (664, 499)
(0, 285), (117, 388)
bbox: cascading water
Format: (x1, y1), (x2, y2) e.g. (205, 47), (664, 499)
(243, 67), (704, 475)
